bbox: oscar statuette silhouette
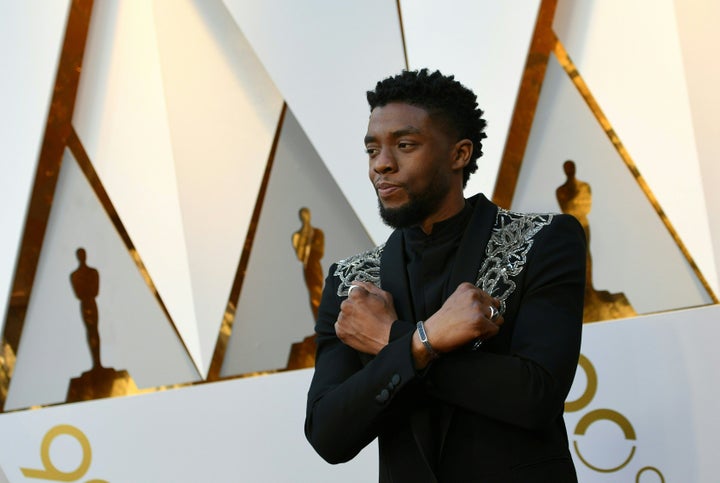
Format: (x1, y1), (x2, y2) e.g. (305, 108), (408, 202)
(286, 208), (325, 369)
(556, 161), (636, 322)
(66, 248), (138, 402)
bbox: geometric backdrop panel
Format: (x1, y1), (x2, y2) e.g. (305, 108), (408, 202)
(6, 150), (199, 411)
(224, 108), (375, 376)
(224, 0), (406, 245)
(73, 0), (202, 375)
(514, 57), (711, 314)
(401, 0), (541, 200)
(553, 0), (718, 295)
(0, 0), (71, 336)
(153, 0), (285, 376)
(73, 0), (285, 376)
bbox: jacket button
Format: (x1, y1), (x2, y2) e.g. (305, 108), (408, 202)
(375, 389), (390, 404)
(391, 374), (401, 386)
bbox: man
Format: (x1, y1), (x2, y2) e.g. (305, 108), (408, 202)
(305, 69), (586, 482)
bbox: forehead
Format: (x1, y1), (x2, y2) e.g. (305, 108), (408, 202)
(366, 102), (435, 137)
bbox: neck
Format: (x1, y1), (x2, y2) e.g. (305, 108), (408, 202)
(419, 194), (466, 234)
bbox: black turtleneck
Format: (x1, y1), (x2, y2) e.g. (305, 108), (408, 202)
(403, 201), (473, 322)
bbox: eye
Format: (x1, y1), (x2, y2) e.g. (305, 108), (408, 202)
(365, 146), (379, 157)
(398, 141), (415, 150)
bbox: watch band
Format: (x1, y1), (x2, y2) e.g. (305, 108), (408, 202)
(416, 320), (439, 360)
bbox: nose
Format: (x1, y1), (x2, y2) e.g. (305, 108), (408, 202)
(371, 148), (396, 175)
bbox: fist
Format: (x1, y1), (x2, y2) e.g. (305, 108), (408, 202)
(423, 282), (504, 353)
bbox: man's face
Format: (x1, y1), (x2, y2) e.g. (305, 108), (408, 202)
(364, 102), (460, 229)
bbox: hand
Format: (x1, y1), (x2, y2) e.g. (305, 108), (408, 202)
(335, 282), (398, 355)
(413, 283), (504, 366)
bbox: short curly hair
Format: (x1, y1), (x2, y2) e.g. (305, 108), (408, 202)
(367, 69), (487, 187)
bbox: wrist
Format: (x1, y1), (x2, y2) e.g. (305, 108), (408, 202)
(416, 320), (439, 361)
(411, 330), (433, 370)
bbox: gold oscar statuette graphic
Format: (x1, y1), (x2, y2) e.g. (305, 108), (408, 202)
(66, 248), (138, 402)
(20, 424), (108, 482)
(556, 160), (637, 323)
(286, 207), (325, 369)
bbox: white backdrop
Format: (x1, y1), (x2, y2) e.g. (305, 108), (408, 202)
(2, 1), (720, 480)
(1, 306), (718, 481)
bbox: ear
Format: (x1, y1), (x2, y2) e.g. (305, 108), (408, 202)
(450, 139), (473, 171)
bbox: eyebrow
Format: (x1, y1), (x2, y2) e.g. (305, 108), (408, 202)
(364, 126), (422, 145)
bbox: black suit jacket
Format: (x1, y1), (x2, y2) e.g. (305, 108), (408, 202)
(305, 194), (586, 482)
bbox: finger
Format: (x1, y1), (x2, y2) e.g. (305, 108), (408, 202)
(485, 304), (498, 321)
(457, 282), (480, 296)
(347, 284), (364, 298)
(468, 286), (496, 307)
(352, 281), (378, 296)
(353, 282), (391, 304)
(484, 318), (502, 337)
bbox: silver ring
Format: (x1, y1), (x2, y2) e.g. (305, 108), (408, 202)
(348, 285), (358, 297)
(488, 305), (499, 321)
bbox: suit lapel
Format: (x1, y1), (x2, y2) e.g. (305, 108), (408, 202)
(380, 229), (415, 322)
(445, 194), (498, 298)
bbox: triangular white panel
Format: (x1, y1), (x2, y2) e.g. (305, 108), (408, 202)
(223, 0), (406, 245)
(553, 0), (718, 295)
(673, 0), (720, 287)
(5, 150), (199, 411)
(73, 1), (202, 373)
(400, 0), (540, 200)
(153, 0), (284, 378)
(513, 58), (711, 314)
(73, 0), (285, 377)
(224, 108), (374, 376)
(0, 0), (71, 336)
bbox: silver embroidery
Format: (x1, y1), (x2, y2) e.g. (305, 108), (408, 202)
(475, 209), (553, 314)
(334, 244), (384, 297)
(333, 209), (553, 308)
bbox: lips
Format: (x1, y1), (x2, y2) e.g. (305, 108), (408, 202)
(375, 181), (402, 199)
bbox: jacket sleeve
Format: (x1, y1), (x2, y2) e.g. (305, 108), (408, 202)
(304, 264), (419, 464)
(424, 214), (587, 430)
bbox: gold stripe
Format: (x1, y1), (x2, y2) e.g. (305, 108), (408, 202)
(0, 0), (95, 413)
(553, 37), (719, 304)
(395, 0), (410, 70)
(206, 103), (289, 381)
(493, 0), (558, 208)
(1, 368), (285, 414)
(66, 128), (202, 378)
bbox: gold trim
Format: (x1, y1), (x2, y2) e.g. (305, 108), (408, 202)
(395, 0), (410, 70)
(492, 0), (558, 208)
(0, 0), (95, 412)
(1, 368), (286, 414)
(206, 103), (289, 381)
(553, 38), (719, 304)
(66, 128), (202, 378)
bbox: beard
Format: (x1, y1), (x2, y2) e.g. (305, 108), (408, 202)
(378, 177), (450, 229)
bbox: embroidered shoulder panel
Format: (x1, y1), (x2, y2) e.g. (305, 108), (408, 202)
(475, 209), (553, 313)
(334, 244), (384, 297)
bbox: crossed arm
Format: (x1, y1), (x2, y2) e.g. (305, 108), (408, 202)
(304, 215), (586, 463)
(334, 280), (504, 369)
